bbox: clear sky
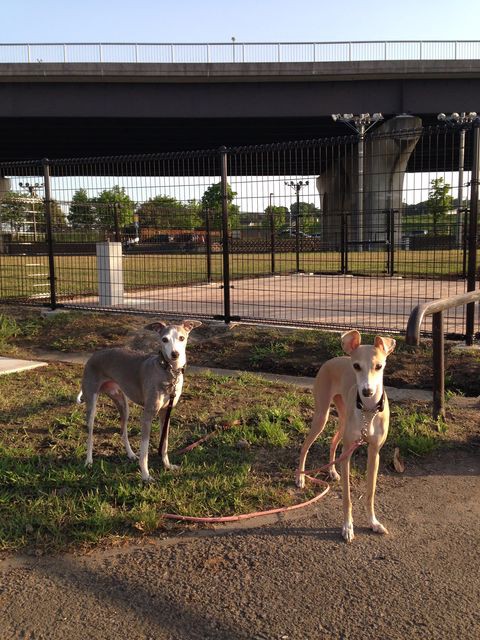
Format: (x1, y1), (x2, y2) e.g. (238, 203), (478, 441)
(2, 0), (480, 43)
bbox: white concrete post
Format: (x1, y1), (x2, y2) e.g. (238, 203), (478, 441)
(96, 242), (124, 306)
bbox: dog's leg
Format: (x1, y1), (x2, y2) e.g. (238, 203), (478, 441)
(158, 408), (180, 472)
(84, 392), (99, 467)
(296, 404), (331, 489)
(328, 395), (345, 482)
(365, 443), (388, 535)
(341, 439), (355, 543)
(139, 408), (156, 482)
(108, 389), (137, 461)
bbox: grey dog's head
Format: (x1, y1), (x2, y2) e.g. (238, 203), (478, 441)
(145, 320), (202, 368)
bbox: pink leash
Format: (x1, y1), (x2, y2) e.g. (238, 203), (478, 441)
(162, 427), (366, 524)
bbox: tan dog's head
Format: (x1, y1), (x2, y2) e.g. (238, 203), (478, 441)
(145, 319), (202, 369)
(341, 330), (396, 398)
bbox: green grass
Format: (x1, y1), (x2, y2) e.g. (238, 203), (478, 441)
(0, 359), (455, 553)
(0, 248), (475, 301)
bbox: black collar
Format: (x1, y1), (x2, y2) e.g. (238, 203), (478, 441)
(356, 390), (385, 413)
(157, 355), (185, 376)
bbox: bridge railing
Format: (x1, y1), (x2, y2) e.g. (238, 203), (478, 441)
(1, 40), (480, 64)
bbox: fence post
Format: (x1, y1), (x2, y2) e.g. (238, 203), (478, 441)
(465, 117), (480, 345)
(42, 159), (57, 310)
(113, 202), (121, 242)
(269, 206), (276, 274)
(219, 146), (232, 323)
(205, 208), (212, 283)
(432, 311), (445, 420)
(387, 208), (395, 276)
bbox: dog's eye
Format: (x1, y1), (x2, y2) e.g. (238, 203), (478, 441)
(375, 364), (383, 370)
(179, 336), (185, 341)
(353, 363), (361, 371)
(162, 337), (168, 343)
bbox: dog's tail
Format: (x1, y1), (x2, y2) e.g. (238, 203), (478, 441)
(76, 390), (84, 404)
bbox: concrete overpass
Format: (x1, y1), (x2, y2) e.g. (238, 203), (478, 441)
(0, 43), (480, 162)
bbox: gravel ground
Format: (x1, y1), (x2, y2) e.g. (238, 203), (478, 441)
(1, 450), (479, 640)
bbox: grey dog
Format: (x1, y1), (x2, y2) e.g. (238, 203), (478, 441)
(77, 319), (202, 481)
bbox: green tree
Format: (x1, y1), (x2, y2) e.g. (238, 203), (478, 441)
(200, 182), (240, 231)
(0, 191), (32, 232)
(262, 205), (289, 229)
(68, 189), (97, 228)
(136, 195), (202, 229)
(95, 185), (135, 230)
(290, 201), (322, 233)
(425, 178), (454, 236)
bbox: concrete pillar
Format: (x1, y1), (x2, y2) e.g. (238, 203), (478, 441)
(0, 176), (11, 201)
(317, 115), (422, 247)
(96, 242), (124, 306)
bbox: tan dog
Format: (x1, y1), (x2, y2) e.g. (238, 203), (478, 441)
(296, 330), (396, 542)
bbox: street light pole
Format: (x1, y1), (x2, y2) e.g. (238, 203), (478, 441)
(331, 113), (383, 249)
(285, 180), (309, 272)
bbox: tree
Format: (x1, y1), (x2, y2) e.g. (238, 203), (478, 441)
(290, 201), (322, 233)
(68, 189), (97, 228)
(0, 191), (32, 232)
(136, 195), (202, 230)
(262, 205), (289, 229)
(200, 182), (240, 231)
(425, 178), (454, 236)
(95, 185), (135, 230)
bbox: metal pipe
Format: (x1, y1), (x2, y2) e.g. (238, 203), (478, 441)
(466, 118), (480, 344)
(42, 159), (57, 310)
(432, 311), (445, 420)
(219, 146), (231, 323)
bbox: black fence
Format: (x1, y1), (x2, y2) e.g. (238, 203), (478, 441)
(0, 122), (479, 337)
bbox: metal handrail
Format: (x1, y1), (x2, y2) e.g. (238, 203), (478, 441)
(405, 290), (480, 419)
(0, 40), (480, 64)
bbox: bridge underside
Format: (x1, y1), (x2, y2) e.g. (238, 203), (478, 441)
(0, 114), (470, 176)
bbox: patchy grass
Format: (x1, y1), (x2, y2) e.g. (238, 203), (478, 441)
(0, 359), (472, 553)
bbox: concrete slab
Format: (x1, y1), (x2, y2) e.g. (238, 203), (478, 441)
(0, 356), (47, 375)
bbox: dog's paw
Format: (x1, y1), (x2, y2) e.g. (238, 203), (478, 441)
(165, 463), (180, 472)
(127, 452), (139, 461)
(370, 520), (389, 535)
(84, 459), (93, 468)
(142, 474), (154, 484)
(329, 468), (341, 482)
(342, 522), (355, 543)
(295, 471), (305, 489)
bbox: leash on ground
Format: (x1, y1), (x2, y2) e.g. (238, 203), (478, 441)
(159, 422), (368, 524)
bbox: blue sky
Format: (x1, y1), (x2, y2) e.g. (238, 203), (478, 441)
(2, 0), (480, 43)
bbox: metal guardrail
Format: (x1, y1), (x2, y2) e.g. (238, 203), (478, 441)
(0, 41), (480, 64)
(405, 290), (480, 419)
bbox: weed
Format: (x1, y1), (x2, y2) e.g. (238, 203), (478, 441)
(390, 406), (440, 456)
(0, 314), (19, 345)
(250, 341), (292, 366)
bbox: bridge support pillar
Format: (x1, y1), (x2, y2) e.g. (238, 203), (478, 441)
(317, 115), (422, 249)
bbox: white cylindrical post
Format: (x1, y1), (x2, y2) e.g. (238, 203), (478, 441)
(96, 242), (124, 306)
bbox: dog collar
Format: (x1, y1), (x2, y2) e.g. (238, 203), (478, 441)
(356, 390), (385, 413)
(157, 356), (185, 376)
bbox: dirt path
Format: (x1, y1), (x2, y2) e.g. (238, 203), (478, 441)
(1, 451), (479, 640)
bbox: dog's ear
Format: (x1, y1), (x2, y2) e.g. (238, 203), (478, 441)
(374, 336), (396, 356)
(341, 330), (361, 355)
(144, 321), (168, 334)
(182, 320), (202, 333)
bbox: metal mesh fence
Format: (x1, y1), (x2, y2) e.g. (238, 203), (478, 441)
(0, 124), (478, 337)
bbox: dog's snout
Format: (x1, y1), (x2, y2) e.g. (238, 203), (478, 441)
(171, 350), (179, 360)
(362, 388), (374, 397)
